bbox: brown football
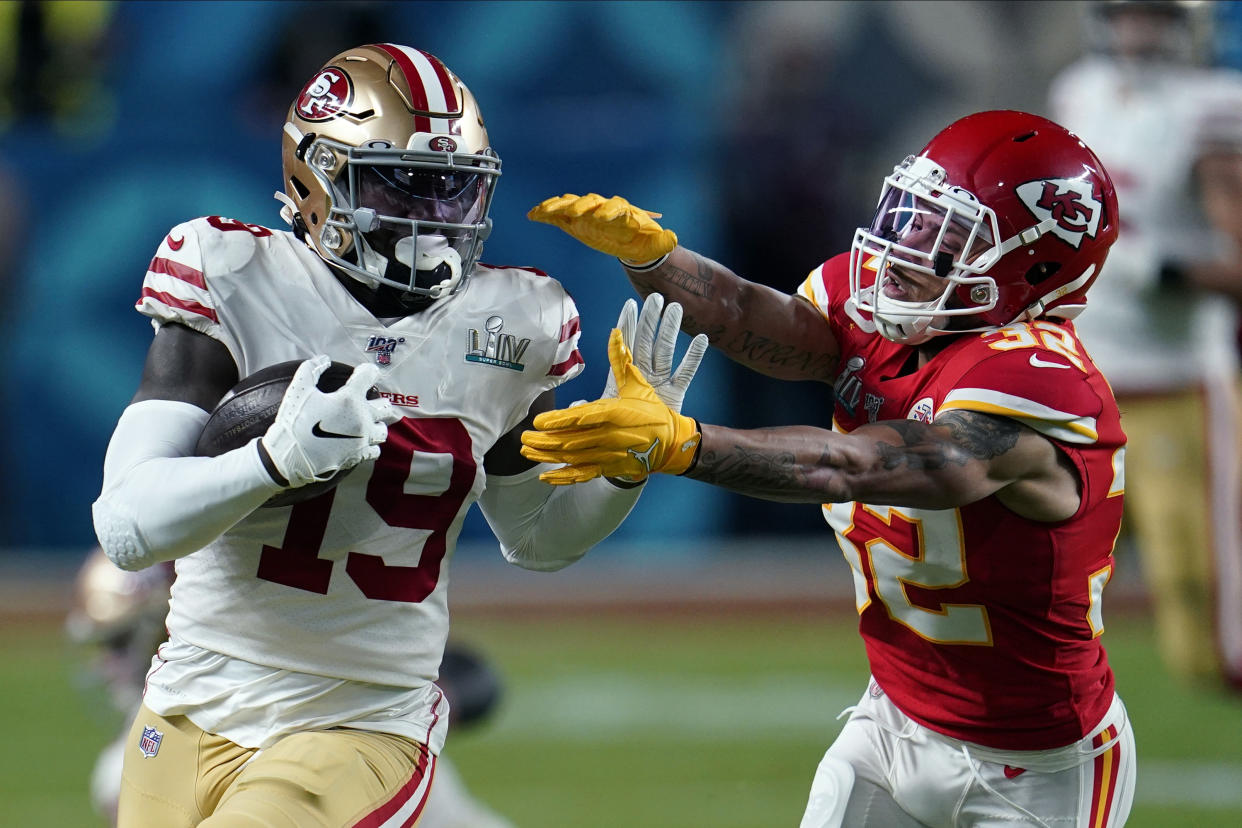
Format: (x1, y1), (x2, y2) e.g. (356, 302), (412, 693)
(195, 360), (376, 508)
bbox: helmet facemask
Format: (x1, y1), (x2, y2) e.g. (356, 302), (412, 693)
(850, 156), (1003, 345)
(305, 135), (500, 304)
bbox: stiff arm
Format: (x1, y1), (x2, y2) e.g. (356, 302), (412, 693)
(690, 409), (1081, 522)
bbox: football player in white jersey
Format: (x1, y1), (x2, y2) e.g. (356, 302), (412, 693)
(1049, 0), (1242, 690)
(90, 44), (706, 828)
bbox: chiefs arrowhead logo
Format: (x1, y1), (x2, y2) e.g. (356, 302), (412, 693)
(1015, 178), (1103, 249)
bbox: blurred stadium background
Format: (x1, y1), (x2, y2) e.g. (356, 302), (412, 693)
(1, 1), (1240, 825)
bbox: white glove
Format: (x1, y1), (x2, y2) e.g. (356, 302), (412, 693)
(260, 356), (400, 489)
(605, 292), (707, 412)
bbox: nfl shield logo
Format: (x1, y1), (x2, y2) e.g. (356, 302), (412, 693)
(138, 725), (163, 758)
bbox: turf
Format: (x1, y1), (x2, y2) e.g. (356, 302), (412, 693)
(2, 610), (1239, 826)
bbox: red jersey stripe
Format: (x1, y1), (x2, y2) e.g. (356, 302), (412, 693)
(559, 315), (581, 343)
(148, 256), (206, 290)
(138, 287), (217, 323)
(549, 349), (584, 377)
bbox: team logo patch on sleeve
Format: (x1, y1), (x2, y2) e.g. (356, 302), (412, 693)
(138, 725), (163, 758)
(465, 316), (530, 371)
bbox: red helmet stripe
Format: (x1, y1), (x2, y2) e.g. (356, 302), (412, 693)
(375, 44), (460, 135)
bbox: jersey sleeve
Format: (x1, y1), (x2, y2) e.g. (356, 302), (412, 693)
(795, 251), (856, 336)
(934, 326), (1125, 514)
(545, 284), (584, 388)
(936, 347), (1107, 446)
(135, 218), (224, 340)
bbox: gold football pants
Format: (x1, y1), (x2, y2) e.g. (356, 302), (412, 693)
(1118, 382), (1242, 688)
(117, 704), (434, 827)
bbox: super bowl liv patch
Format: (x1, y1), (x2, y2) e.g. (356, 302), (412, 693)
(465, 316), (529, 371)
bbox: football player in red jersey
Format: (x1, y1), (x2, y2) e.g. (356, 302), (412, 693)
(524, 110), (1136, 826)
(91, 45), (706, 828)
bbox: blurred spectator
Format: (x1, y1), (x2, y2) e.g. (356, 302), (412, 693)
(0, 0), (117, 136)
(1049, 0), (1242, 690)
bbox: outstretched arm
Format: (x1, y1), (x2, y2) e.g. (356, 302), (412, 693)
(521, 333), (1082, 523)
(529, 193), (838, 383)
(623, 249), (839, 383)
(690, 412), (1079, 521)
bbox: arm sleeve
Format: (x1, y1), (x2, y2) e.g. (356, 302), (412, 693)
(91, 399), (283, 571)
(476, 465), (643, 571)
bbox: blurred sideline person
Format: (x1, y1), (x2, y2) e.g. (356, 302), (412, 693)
(1049, 0), (1242, 690)
(524, 110), (1135, 825)
(67, 549), (514, 828)
(90, 44), (704, 828)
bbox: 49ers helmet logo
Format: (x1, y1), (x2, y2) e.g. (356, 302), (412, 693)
(295, 68), (353, 122)
(1015, 178), (1103, 249)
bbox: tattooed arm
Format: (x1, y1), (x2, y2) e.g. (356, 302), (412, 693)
(688, 410), (1082, 522)
(623, 248), (840, 383)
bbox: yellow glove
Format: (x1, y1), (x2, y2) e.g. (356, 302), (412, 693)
(521, 328), (701, 485)
(527, 193), (678, 264)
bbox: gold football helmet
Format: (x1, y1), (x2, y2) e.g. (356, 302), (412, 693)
(280, 44), (501, 305)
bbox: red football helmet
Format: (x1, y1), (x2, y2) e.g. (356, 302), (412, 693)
(849, 110), (1119, 345)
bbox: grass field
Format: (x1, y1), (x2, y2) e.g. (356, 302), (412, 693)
(3, 607), (1240, 827)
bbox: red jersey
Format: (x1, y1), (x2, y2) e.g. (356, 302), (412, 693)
(798, 253), (1126, 750)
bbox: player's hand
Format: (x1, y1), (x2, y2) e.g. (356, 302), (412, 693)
(260, 356), (400, 488)
(527, 193), (678, 265)
(521, 329), (701, 485)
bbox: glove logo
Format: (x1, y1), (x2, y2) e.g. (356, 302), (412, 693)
(628, 439), (660, 473)
(312, 421), (362, 440)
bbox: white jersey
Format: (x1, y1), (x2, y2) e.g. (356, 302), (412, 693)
(136, 216), (583, 688)
(1049, 57), (1242, 392)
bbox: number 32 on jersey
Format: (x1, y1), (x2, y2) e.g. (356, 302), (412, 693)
(826, 503), (994, 645)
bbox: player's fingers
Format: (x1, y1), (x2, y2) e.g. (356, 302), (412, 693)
(526, 193), (580, 221)
(560, 192), (607, 219)
(343, 362), (380, 396)
(634, 292), (663, 373)
(539, 463), (603, 485)
(615, 298), (638, 353)
(653, 299), (682, 379)
(671, 333), (709, 390)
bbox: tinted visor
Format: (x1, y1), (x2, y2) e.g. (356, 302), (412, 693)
(357, 165), (486, 225)
(869, 187), (992, 266)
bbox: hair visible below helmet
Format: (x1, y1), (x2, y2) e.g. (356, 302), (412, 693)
(849, 110), (1118, 345)
(280, 44), (501, 305)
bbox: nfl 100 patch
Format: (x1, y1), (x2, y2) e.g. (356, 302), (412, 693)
(365, 334), (406, 366)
